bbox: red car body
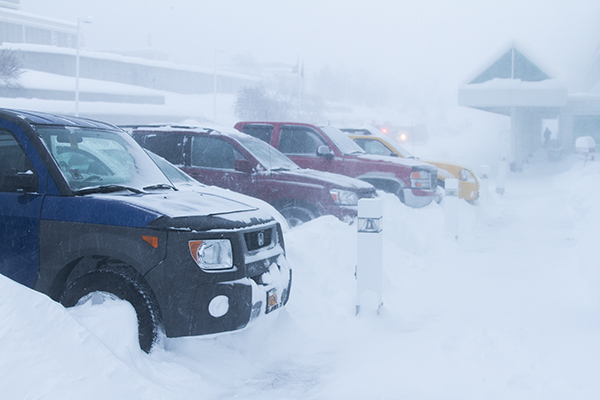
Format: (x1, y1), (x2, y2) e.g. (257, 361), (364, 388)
(234, 122), (439, 207)
(130, 126), (377, 227)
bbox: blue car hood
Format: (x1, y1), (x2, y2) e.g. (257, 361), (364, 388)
(41, 189), (269, 230)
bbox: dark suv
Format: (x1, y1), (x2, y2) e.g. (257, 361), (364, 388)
(129, 125), (377, 227)
(234, 121), (440, 207)
(0, 109), (291, 352)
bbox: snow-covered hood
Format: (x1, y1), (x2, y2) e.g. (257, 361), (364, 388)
(42, 189), (274, 231)
(111, 189), (260, 219)
(355, 153), (438, 172)
(273, 168), (375, 192)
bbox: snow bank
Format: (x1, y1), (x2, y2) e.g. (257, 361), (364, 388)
(2, 154), (600, 399)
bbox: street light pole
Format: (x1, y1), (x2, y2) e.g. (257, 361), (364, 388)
(75, 17), (92, 117)
(213, 49), (217, 123)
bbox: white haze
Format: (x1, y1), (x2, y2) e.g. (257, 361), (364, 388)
(19, 0), (600, 97)
(3, 2), (600, 398)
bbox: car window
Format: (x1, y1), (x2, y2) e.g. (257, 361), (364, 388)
(278, 126), (326, 155)
(146, 150), (201, 186)
(0, 129), (36, 192)
(353, 138), (396, 157)
(236, 135), (299, 171)
(241, 124), (274, 144)
(320, 126), (365, 155)
(135, 133), (185, 165)
(191, 136), (246, 170)
(39, 126), (170, 191)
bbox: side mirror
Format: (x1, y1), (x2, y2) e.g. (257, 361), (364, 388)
(316, 145), (334, 159)
(234, 159), (255, 174)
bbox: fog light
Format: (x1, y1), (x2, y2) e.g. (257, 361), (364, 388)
(208, 295), (229, 318)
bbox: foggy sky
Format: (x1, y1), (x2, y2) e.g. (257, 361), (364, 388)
(19, 0), (600, 96)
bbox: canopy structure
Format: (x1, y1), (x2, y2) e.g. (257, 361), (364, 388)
(459, 43), (600, 171)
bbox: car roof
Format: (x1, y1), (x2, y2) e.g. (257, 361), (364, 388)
(0, 108), (119, 130)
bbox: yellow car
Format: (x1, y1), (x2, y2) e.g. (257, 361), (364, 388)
(340, 127), (479, 202)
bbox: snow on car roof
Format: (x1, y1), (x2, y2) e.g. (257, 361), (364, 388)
(0, 108), (119, 130)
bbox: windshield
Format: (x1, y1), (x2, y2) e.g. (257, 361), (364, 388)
(319, 126), (366, 155)
(236, 134), (300, 171)
(377, 134), (414, 158)
(38, 126), (172, 191)
(146, 150), (202, 187)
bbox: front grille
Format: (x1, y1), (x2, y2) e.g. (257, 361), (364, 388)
(244, 228), (273, 251)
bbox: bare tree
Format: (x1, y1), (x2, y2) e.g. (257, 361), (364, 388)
(234, 85), (292, 120)
(0, 50), (23, 87)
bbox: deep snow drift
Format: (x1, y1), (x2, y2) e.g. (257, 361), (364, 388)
(2, 149), (600, 399)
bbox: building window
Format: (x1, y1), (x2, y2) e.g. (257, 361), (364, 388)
(0, 22), (24, 43)
(24, 26), (52, 45)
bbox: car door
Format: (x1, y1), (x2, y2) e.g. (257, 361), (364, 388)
(186, 135), (255, 196)
(275, 125), (335, 172)
(0, 128), (44, 287)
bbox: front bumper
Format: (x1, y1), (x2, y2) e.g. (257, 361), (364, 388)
(403, 187), (441, 208)
(459, 180), (480, 201)
(154, 254), (292, 338)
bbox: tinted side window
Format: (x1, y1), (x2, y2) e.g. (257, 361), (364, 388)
(191, 136), (245, 170)
(241, 124), (274, 143)
(136, 133), (185, 165)
(0, 129), (36, 192)
(278, 126), (326, 155)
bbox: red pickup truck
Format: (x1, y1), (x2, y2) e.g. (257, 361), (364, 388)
(129, 125), (377, 228)
(234, 122), (440, 208)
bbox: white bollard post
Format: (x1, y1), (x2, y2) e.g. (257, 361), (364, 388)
(356, 197), (384, 315)
(444, 178), (459, 240)
(496, 158), (508, 195)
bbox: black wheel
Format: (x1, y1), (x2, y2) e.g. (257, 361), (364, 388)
(60, 268), (163, 353)
(279, 204), (317, 228)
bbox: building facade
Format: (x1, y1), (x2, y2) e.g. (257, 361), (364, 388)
(0, 1), (256, 123)
(459, 43), (600, 171)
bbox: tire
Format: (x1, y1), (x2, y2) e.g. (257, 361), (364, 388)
(60, 268), (163, 353)
(396, 186), (406, 204)
(279, 204), (317, 228)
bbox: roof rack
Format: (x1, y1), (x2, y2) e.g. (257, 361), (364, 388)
(118, 124), (215, 134)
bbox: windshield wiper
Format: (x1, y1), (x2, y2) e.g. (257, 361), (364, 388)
(143, 183), (178, 191)
(269, 167), (292, 172)
(73, 185), (144, 196)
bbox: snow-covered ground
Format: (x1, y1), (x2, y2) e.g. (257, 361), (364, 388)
(2, 134), (600, 399)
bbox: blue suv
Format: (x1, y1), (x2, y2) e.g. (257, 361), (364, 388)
(0, 109), (291, 352)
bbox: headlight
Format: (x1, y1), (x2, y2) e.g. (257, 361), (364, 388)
(330, 189), (359, 206)
(410, 170), (432, 189)
(188, 239), (233, 271)
(459, 169), (476, 182)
